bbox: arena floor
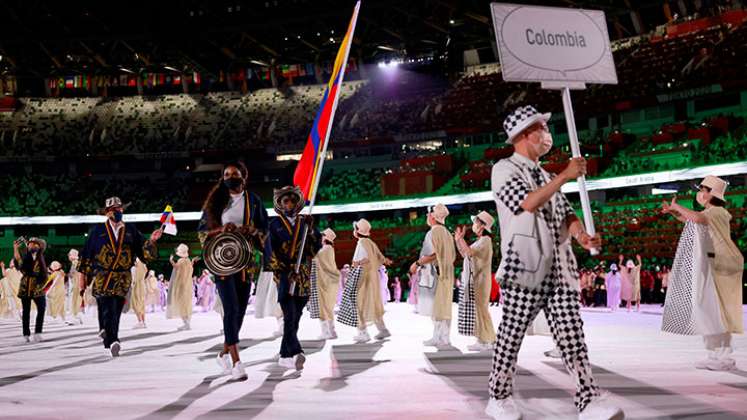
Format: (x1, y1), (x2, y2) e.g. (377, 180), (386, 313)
(1, 303), (746, 420)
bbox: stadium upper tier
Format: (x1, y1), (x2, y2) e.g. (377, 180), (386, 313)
(1, 17), (746, 159)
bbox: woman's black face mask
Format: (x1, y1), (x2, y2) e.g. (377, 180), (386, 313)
(224, 178), (243, 190)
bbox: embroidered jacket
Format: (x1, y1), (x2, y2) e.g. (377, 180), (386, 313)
(15, 253), (48, 298)
(79, 222), (158, 298)
(267, 214), (321, 299)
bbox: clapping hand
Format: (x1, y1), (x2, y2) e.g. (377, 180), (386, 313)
(454, 226), (466, 242)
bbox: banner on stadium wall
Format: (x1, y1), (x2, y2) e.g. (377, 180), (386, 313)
(656, 84), (723, 103)
(490, 3), (618, 84)
(4, 161), (747, 226)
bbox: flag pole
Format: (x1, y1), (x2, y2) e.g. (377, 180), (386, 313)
(294, 1), (361, 272)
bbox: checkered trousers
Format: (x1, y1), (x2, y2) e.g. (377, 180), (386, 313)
(488, 279), (599, 411)
(337, 266), (362, 327)
(308, 261), (320, 319)
(457, 260), (476, 336)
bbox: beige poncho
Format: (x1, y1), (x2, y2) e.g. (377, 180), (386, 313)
(315, 244), (340, 321)
(129, 260), (148, 317)
(355, 237), (386, 327)
(470, 236), (495, 343)
(430, 224), (456, 321)
(704, 206), (744, 334)
(167, 258), (194, 319)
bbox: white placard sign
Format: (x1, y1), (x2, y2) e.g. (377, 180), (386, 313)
(491, 3), (618, 84)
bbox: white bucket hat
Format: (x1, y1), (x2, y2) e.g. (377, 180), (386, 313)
(503, 105), (551, 144)
(429, 203), (450, 224)
(697, 175), (727, 201)
(322, 228), (337, 242)
(470, 211), (495, 232)
(353, 219), (371, 236)
(176, 243), (190, 258)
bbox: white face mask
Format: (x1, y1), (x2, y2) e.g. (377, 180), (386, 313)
(528, 130), (552, 157)
(537, 131), (553, 156)
(696, 191), (709, 206)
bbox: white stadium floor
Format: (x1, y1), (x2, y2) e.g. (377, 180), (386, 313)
(1, 303), (746, 419)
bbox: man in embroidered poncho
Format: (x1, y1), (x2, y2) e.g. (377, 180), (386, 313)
(79, 197), (161, 358)
(267, 186), (321, 371)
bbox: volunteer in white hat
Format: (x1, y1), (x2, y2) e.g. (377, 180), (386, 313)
(409, 203), (456, 347)
(350, 219), (393, 343)
(454, 211), (496, 351)
(661, 175), (743, 371)
(314, 228), (341, 339)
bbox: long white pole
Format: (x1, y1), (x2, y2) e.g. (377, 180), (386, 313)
(561, 87), (599, 255)
(294, 1), (361, 272)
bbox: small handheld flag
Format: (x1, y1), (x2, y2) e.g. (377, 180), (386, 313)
(160, 205), (178, 236)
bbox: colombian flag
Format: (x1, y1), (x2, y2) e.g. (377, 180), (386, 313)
(293, 1), (361, 202)
(160, 205), (178, 236)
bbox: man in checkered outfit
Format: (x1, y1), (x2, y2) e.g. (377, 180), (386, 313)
(486, 106), (623, 420)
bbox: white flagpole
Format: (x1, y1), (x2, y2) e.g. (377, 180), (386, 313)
(560, 86), (599, 256)
(294, 1), (361, 272)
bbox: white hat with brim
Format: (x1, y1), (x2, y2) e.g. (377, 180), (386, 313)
(697, 175), (727, 201)
(353, 219), (371, 236)
(503, 105), (551, 145)
(176, 243), (190, 258)
(429, 203), (449, 224)
(471, 211), (495, 232)
(322, 228), (336, 242)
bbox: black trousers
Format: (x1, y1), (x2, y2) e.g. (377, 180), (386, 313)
(99, 296), (125, 348)
(97, 297), (104, 331)
(21, 297), (46, 337)
(215, 273), (251, 346)
(279, 295), (308, 358)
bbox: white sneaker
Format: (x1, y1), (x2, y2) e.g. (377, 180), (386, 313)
(695, 351), (719, 370)
(217, 352), (232, 375)
(133, 322), (146, 330)
(353, 331), (371, 344)
(697, 358), (736, 371)
(467, 342), (492, 352)
(374, 328), (391, 340)
(32, 334), (43, 343)
(485, 396), (522, 420)
(231, 361), (247, 380)
(579, 392), (624, 420)
(423, 323), (440, 346)
(22, 336), (31, 344)
(278, 357), (295, 369)
(294, 353), (306, 370)
(423, 337), (440, 346)
(177, 323), (191, 331)
(544, 348), (562, 359)
(272, 329), (283, 338)
(327, 324), (338, 340)
(110, 342), (121, 358)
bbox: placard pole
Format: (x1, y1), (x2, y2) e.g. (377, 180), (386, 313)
(559, 86), (599, 256)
